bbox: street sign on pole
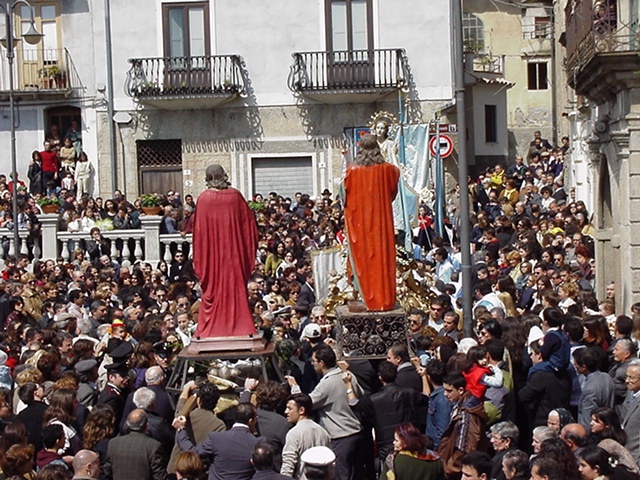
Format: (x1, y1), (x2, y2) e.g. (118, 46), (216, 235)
(428, 134), (454, 158)
(428, 123), (458, 134)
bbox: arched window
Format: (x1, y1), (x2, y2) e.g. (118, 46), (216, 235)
(463, 13), (485, 53)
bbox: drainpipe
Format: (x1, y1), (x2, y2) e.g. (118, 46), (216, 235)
(452, 0), (474, 336)
(551, 2), (558, 146)
(105, 0), (117, 194)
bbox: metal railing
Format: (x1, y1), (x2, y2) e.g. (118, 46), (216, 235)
(0, 48), (83, 92)
(565, 0), (639, 78)
(523, 22), (552, 40)
(470, 54), (504, 74)
(125, 55), (246, 98)
(287, 48), (409, 92)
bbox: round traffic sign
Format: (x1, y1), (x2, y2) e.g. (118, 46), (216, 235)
(429, 134), (454, 158)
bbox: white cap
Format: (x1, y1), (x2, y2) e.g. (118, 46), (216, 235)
(301, 446), (335, 467)
(457, 337), (477, 354)
(301, 323), (322, 340)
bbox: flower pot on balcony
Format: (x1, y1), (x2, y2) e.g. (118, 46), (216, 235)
(41, 204), (59, 214)
(142, 206), (162, 215)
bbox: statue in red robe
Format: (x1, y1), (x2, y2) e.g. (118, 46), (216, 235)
(193, 165), (258, 338)
(343, 134), (400, 311)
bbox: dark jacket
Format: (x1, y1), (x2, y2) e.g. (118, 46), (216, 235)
(517, 368), (571, 428)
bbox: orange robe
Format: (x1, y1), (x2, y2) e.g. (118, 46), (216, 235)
(344, 162), (399, 311)
(193, 188), (258, 338)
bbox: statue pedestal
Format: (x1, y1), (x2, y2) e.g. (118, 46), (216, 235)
(184, 331), (267, 354)
(336, 304), (408, 359)
(166, 341), (280, 399)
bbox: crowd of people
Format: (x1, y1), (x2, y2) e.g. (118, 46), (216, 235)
(0, 127), (636, 480)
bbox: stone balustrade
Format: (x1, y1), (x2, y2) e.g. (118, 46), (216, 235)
(0, 214), (193, 268)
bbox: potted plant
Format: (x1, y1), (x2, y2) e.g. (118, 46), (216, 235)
(37, 196), (62, 214)
(140, 193), (162, 215)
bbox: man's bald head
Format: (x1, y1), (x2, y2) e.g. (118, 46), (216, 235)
(145, 366), (164, 386)
(126, 408), (148, 432)
(560, 423), (587, 451)
(73, 449), (99, 478)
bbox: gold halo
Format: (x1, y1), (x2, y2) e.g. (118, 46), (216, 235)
(369, 111), (399, 136)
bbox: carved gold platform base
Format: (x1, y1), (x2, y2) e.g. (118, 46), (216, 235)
(336, 304), (408, 358)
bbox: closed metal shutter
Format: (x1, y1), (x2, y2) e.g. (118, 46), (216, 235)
(252, 156), (313, 199)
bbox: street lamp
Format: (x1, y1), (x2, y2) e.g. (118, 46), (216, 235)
(0, 0), (42, 255)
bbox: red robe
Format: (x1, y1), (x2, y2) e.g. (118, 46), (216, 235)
(344, 162), (399, 311)
(193, 188), (258, 338)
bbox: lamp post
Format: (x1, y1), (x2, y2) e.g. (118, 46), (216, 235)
(0, 0), (42, 254)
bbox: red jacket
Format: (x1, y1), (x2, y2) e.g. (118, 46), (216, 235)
(40, 150), (58, 173)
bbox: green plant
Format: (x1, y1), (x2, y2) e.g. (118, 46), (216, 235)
(37, 196), (62, 206)
(39, 65), (61, 77)
(140, 193), (161, 207)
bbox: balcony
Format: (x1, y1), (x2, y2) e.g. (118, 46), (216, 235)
(287, 48), (409, 104)
(0, 48), (83, 102)
(564, 0), (640, 102)
(125, 55), (247, 110)
(522, 21), (553, 55)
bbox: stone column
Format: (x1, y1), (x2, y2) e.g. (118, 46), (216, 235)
(37, 214), (59, 261)
(140, 216), (162, 266)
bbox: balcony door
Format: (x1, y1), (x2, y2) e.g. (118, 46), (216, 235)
(17, 2), (60, 90)
(325, 0), (374, 87)
(162, 3), (211, 92)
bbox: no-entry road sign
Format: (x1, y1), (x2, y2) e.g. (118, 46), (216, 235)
(428, 134), (454, 158)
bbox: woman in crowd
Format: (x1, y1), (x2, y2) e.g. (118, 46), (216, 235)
(546, 408), (574, 433)
(43, 388), (81, 455)
(264, 242), (285, 278)
(175, 451), (205, 480)
(578, 446), (640, 480)
(489, 421), (519, 480)
(380, 423), (444, 480)
(501, 449), (529, 480)
(538, 437), (581, 480)
(588, 407), (639, 474)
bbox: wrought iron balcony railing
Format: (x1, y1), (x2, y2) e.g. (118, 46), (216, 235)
(0, 48), (82, 93)
(565, 0), (639, 78)
(287, 48), (409, 93)
(523, 22), (552, 40)
(125, 55), (246, 98)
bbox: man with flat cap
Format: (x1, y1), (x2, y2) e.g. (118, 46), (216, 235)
(98, 362), (130, 427)
(192, 164), (258, 339)
(75, 359), (99, 408)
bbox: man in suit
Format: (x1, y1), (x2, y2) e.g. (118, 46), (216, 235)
(251, 443), (293, 480)
(121, 366), (173, 429)
(167, 380), (226, 476)
(296, 271), (316, 308)
(387, 343), (422, 392)
(174, 402), (264, 480)
(356, 360), (423, 462)
(103, 409), (166, 480)
(621, 359), (640, 465)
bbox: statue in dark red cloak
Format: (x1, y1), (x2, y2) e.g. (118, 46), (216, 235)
(193, 164), (258, 338)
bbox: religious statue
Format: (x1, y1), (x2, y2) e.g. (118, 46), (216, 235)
(370, 112), (418, 250)
(193, 164), (258, 338)
(343, 134), (400, 311)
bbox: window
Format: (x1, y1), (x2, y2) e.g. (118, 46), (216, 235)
(533, 17), (551, 38)
(484, 105), (497, 143)
(524, 17), (552, 39)
(463, 12), (484, 53)
(16, 2), (61, 89)
(137, 139), (183, 196)
(325, 0), (372, 52)
(527, 62), (548, 90)
(162, 3), (210, 59)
